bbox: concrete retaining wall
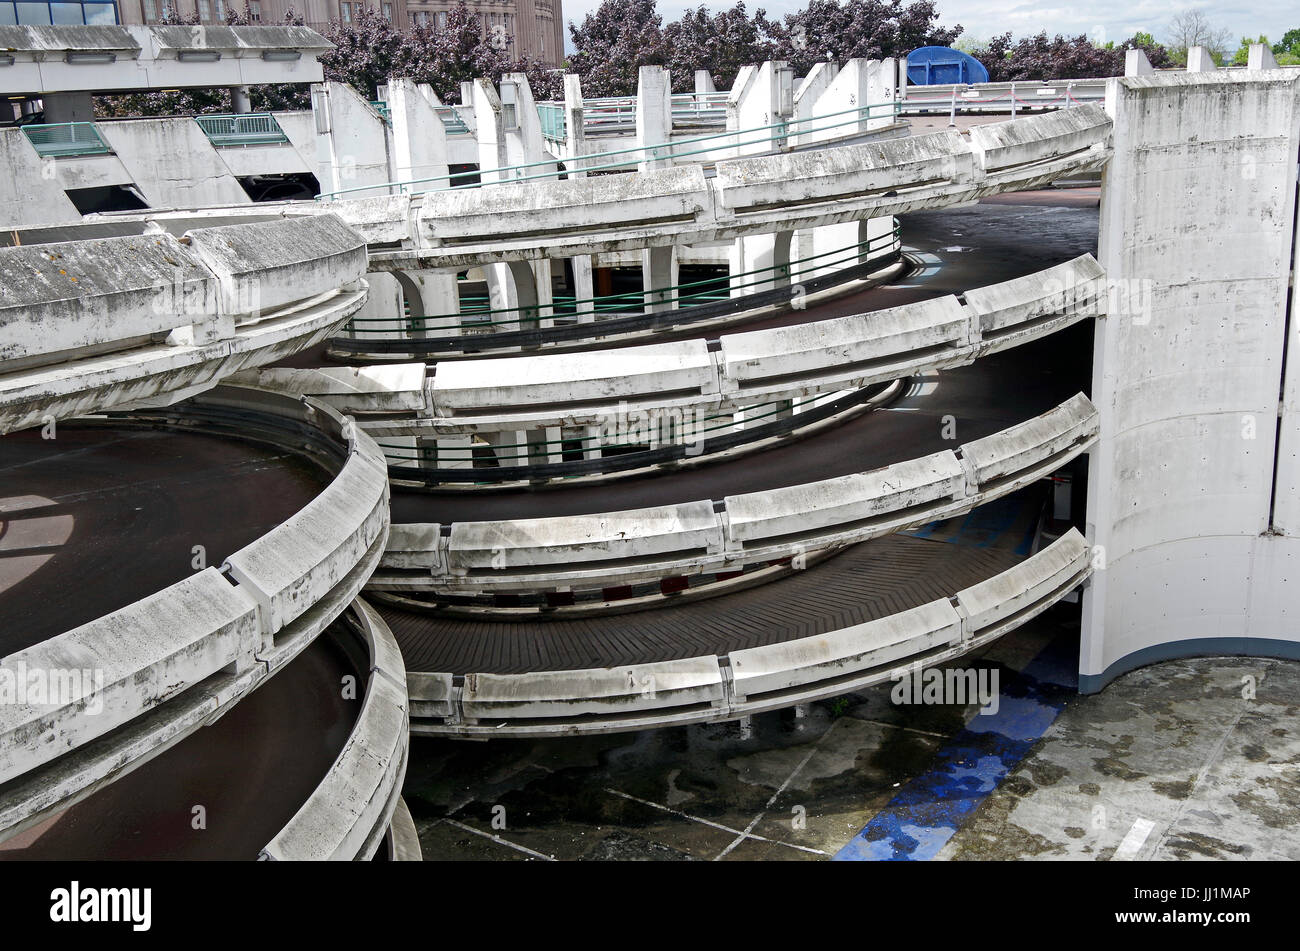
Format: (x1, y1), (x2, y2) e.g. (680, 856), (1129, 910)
(1082, 69), (1300, 690)
(260, 598), (409, 861)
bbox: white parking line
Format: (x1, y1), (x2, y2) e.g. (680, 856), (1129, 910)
(715, 719), (840, 860)
(441, 818), (556, 861)
(1114, 818), (1155, 860)
(603, 788), (828, 856)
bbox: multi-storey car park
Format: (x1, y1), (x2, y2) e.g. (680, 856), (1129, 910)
(0, 24), (1297, 860)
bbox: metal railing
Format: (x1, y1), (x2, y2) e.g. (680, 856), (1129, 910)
(537, 102), (565, 142)
(22, 122), (111, 158)
(195, 113), (290, 147)
(900, 78), (1107, 117)
(435, 105), (471, 135)
(344, 223), (900, 337)
(319, 99), (900, 200)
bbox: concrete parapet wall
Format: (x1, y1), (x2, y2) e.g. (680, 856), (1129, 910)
(184, 214), (367, 317)
(409, 530), (1094, 737)
(374, 394), (1099, 595)
(288, 255), (1102, 438)
(260, 598), (409, 861)
(0, 215), (369, 435)
(0, 386), (392, 839)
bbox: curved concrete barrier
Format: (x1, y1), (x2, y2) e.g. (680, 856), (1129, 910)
(407, 529), (1093, 736)
(258, 255), (1104, 443)
(0, 386), (391, 842)
(260, 598), (409, 861)
(0, 215), (369, 435)
(383, 106), (1111, 268)
(71, 106), (1110, 273)
(371, 393), (1099, 595)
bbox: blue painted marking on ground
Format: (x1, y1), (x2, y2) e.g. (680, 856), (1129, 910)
(832, 634), (1077, 861)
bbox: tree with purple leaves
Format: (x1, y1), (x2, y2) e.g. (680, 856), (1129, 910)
(973, 31), (1171, 81)
(567, 0), (668, 97)
(768, 0), (961, 76)
(662, 4), (780, 92)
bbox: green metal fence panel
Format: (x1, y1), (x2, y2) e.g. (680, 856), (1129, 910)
(194, 113), (290, 147)
(22, 122), (111, 158)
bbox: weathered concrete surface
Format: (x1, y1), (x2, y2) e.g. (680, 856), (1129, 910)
(398, 607), (1061, 859)
(938, 657), (1300, 860)
(1083, 69), (1300, 689)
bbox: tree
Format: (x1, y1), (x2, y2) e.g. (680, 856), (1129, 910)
(769, 0), (961, 76)
(1230, 34), (1270, 66)
(568, 0), (666, 97)
(970, 30), (1170, 81)
(1272, 28), (1300, 64)
(662, 3), (779, 92)
(1165, 9), (1231, 65)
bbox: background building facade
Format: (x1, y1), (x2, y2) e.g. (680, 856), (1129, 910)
(107, 0), (564, 66)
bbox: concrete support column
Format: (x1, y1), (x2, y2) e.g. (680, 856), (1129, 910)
(563, 73), (588, 177)
(571, 255), (595, 322)
(230, 86), (252, 113)
(1185, 45), (1218, 72)
(349, 271), (404, 340)
(398, 269), (459, 338)
(41, 92), (95, 123)
(729, 233), (780, 298)
(636, 65), (673, 171)
(641, 245), (678, 313)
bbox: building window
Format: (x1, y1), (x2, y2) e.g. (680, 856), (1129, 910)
(435, 9), (445, 28)
(381, 1), (390, 19)
(214, 0), (224, 18)
(248, 0), (260, 20)
(198, 0), (209, 19)
(340, 0), (354, 21)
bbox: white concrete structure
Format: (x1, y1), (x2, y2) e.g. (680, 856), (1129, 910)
(0, 386), (391, 844)
(407, 530), (1093, 737)
(0, 214), (369, 434)
(373, 393), (1097, 595)
(1081, 65), (1300, 690)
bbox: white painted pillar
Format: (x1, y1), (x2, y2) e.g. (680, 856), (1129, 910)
(636, 65), (673, 171)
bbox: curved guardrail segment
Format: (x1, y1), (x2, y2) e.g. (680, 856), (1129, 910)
(406, 529), (1093, 737)
(0, 388), (392, 842)
(372, 393), (1099, 595)
(270, 255), (1103, 447)
(260, 599), (409, 861)
(0, 215), (369, 435)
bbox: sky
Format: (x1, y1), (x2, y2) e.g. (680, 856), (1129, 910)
(559, 1), (1294, 54)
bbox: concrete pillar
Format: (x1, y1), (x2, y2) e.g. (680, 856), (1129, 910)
(729, 233), (779, 298)
(1248, 43), (1280, 70)
(1185, 45), (1217, 72)
(694, 70), (715, 94)
(398, 269), (459, 337)
(571, 256), (595, 322)
(348, 271), (404, 341)
(1124, 49), (1154, 76)
(636, 65), (673, 171)
(389, 78), (449, 192)
(641, 245), (678, 313)
(41, 92), (95, 123)
(230, 86), (252, 113)
(563, 73), (589, 177)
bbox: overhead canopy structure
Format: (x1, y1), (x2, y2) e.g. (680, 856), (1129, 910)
(0, 24), (331, 96)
